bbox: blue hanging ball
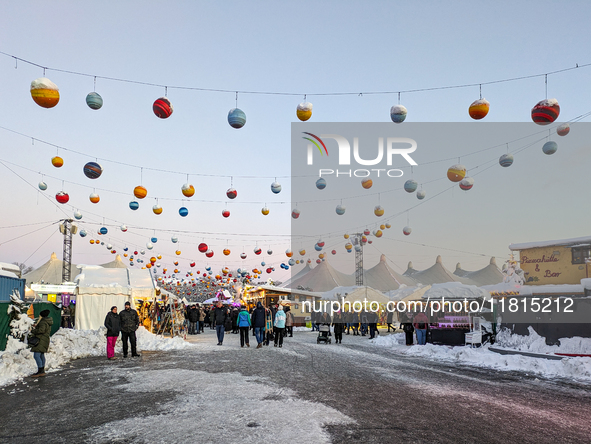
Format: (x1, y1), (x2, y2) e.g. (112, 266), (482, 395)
(261, 262), (266, 267)
(129, 201), (139, 211)
(179, 207), (189, 217)
(79, 229), (87, 237)
(228, 108), (246, 129)
(316, 178), (327, 190)
(124, 247), (129, 252)
(99, 227), (108, 235)
(288, 258), (295, 266)
(151, 237), (158, 243)
(403, 179), (418, 193)
(83, 161), (103, 179)
(86, 92), (103, 110)
(314, 244), (323, 251)
(542, 141), (558, 155)
(499, 153), (514, 167)
(271, 182), (282, 194)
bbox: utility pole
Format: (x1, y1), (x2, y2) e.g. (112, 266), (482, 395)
(59, 219), (77, 283)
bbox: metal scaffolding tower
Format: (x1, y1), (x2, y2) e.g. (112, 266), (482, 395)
(59, 219), (75, 283)
(352, 233), (364, 286)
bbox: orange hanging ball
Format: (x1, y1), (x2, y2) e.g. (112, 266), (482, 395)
(89, 193), (100, 204)
(181, 183), (195, 197)
(468, 98), (490, 120)
(30, 77), (60, 108)
(134, 186), (148, 199)
(51, 156), (64, 168)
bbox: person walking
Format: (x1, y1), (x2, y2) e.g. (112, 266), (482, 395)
(387, 309), (395, 332)
(198, 304), (205, 333)
(237, 305), (251, 348)
(264, 306), (274, 346)
(251, 302), (266, 348)
(30, 309), (53, 377)
(350, 310), (359, 335)
(413, 311), (429, 345)
(187, 304), (199, 335)
(369, 310), (378, 339)
(401, 313), (415, 346)
(209, 307), (216, 330)
(119, 301), (140, 358)
(231, 307), (239, 334)
(273, 305), (287, 347)
(214, 301), (228, 345)
(333, 311), (344, 344)
(284, 306), (294, 337)
(104, 306), (121, 360)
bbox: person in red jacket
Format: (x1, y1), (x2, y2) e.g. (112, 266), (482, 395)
(412, 311), (429, 345)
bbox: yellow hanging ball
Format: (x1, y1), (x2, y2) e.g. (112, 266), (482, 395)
(30, 77), (60, 108)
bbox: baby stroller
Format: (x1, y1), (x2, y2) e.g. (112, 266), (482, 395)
(317, 324), (331, 344)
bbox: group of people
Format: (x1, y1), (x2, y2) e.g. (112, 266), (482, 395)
(310, 309), (385, 341)
(103, 301), (142, 359)
(400, 311), (430, 345)
(208, 300), (294, 348)
(185, 304), (206, 334)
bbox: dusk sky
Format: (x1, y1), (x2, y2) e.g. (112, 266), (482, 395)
(1, 1), (590, 282)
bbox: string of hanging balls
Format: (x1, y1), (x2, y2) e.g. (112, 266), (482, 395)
(30, 76), (571, 239)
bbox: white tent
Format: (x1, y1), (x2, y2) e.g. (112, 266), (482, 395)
(75, 267), (155, 330)
(341, 286), (390, 305)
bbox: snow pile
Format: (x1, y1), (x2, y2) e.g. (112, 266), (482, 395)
(370, 331), (591, 382)
(293, 326), (312, 332)
(0, 327), (192, 387)
(496, 327), (591, 354)
(422, 282), (490, 300)
(90, 369), (353, 444)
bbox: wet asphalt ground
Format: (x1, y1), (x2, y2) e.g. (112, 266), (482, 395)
(1, 328), (590, 444)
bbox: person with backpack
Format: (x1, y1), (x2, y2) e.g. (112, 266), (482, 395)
(30, 309), (53, 377)
(273, 305), (287, 347)
(251, 302), (266, 348)
(401, 313), (415, 346)
(104, 306), (121, 360)
(237, 305), (251, 348)
(413, 311), (429, 345)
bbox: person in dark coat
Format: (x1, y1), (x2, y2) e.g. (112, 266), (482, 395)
(214, 301), (228, 345)
(401, 313), (415, 346)
(231, 308), (239, 334)
(30, 309), (53, 377)
(187, 305), (199, 335)
(251, 302), (266, 348)
(332, 311), (345, 344)
(119, 301), (140, 357)
(368, 310), (379, 339)
(387, 310), (395, 332)
(104, 306), (121, 360)
(350, 310), (360, 335)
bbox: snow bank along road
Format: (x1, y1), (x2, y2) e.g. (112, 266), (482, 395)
(0, 330), (590, 444)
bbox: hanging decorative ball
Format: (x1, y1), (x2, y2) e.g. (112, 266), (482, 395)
(317, 240), (325, 248)
(380, 224), (386, 230)
(345, 242), (353, 250)
(364, 229), (371, 236)
(404, 179), (418, 193)
(175, 250), (181, 256)
(222, 209), (230, 218)
(285, 249), (293, 257)
(417, 190), (426, 200)
(74, 210), (83, 220)
(198, 243), (208, 253)
(86, 92), (103, 110)
(299, 249), (306, 256)
(361, 235), (368, 243)
(314, 244), (323, 252)
(79, 229), (87, 237)
(390, 104), (408, 123)
(354, 245), (362, 252)
(403, 226), (412, 236)
(459, 177), (474, 191)
(153, 97), (173, 119)
(261, 207), (270, 216)
(56, 191), (69, 204)
(99, 227), (108, 235)
(531, 99), (560, 125)
(316, 178), (327, 190)
(226, 188), (237, 199)
(171, 236), (178, 243)
(499, 153), (514, 167)
(254, 247), (262, 255)
(344, 234), (350, 239)
(120, 224), (128, 232)
(134, 186), (148, 199)
(228, 108), (246, 129)
(542, 141), (558, 155)
(331, 250), (337, 255)
(152, 205), (163, 215)
(375, 230), (383, 238)
(336, 204), (346, 215)
(88, 193), (99, 204)
(468, 98), (490, 120)
(361, 178), (373, 189)
(181, 183), (195, 197)
(296, 101), (313, 121)
(318, 253), (325, 260)
(288, 258), (296, 266)
(556, 123), (570, 136)
(52, 156), (64, 168)
(146, 242), (153, 250)
(240, 253), (247, 259)
(90, 239), (95, 244)
(223, 248), (231, 256)
(129, 201), (140, 211)
(150, 257), (157, 264)
(107, 244), (113, 250)
(292, 209), (300, 219)
(30, 78), (60, 108)
(385, 223), (391, 229)
(38, 181), (48, 191)
(179, 207), (189, 217)
(271, 182), (282, 194)
(374, 205), (385, 217)
(83, 162), (103, 179)
(447, 164), (466, 182)
(267, 249), (273, 255)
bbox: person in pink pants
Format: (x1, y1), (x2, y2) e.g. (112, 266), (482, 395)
(104, 306), (121, 360)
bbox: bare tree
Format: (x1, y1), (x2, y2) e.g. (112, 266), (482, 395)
(12, 262), (33, 275)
